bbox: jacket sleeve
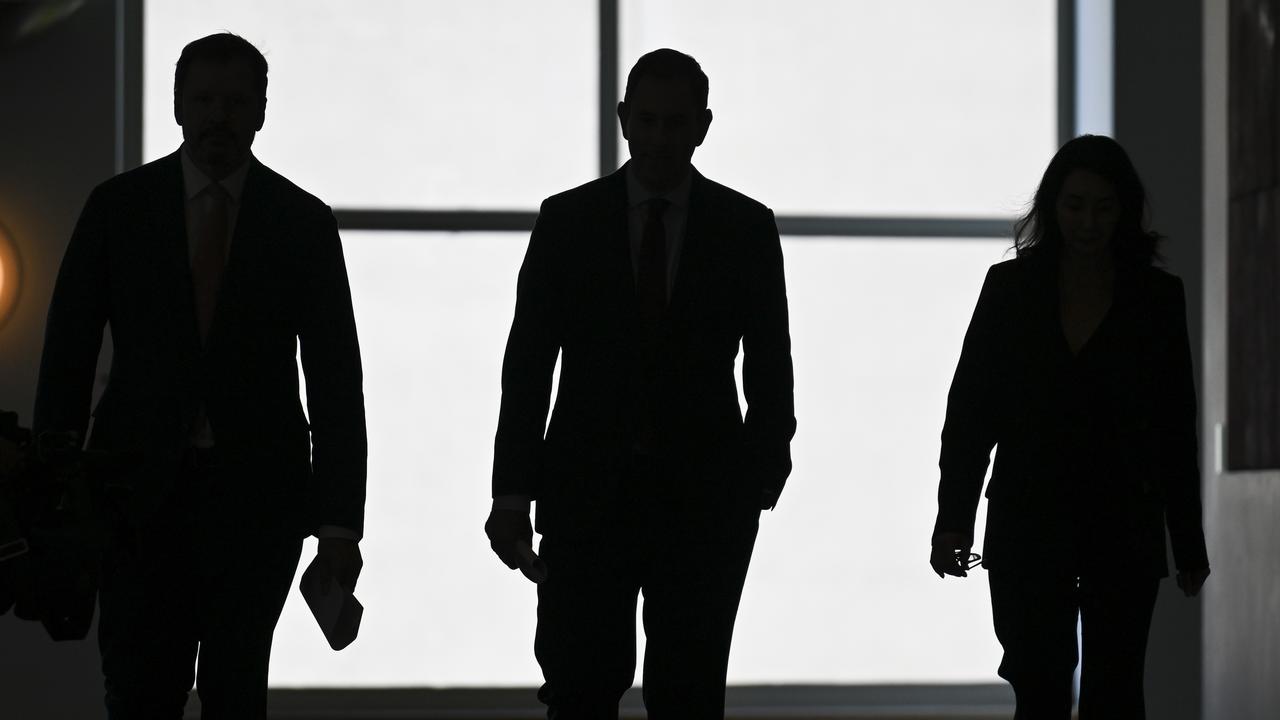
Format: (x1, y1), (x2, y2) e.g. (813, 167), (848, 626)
(297, 207), (368, 536)
(1152, 276), (1209, 571)
(741, 208), (796, 503)
(492, 200), (563, 498)
(33, 186), (112, 443)
(934, 265), (1005, 542)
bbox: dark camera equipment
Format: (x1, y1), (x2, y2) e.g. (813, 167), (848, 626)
(0, 410), (124, 641)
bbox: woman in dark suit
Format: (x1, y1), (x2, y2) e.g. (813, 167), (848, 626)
(929, 135), (1210, 719)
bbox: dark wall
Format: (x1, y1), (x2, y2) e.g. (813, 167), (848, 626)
(0, 0), (117, 716)
(1224, 0), (1280, 471)
(1202, 0), (1280, 716)
(1113, 1), (1205, 718)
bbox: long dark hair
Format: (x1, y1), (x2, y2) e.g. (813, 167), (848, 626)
(1013, 134), (1163, 268)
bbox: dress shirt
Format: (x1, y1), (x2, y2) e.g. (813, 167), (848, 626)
(492, 165), (696, 514)
(180, 146), (360, 543)
(625, 163), (693, 299)
(181, 146), (248, 449)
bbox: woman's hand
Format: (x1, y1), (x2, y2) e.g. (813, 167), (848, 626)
(1176, 566), (1210, 597)
(930, 531), (973, 578)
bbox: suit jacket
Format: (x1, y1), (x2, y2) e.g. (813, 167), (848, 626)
(492, 165), (796, 536)
(935, 254), (1208, 577)
(34, 151), (367, 536)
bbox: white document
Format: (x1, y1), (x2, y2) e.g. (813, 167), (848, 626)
(299, 556), (364, 651)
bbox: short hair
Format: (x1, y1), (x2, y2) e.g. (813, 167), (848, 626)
(174, 32), (268, 102)
(623, 48), (709, 110)
(1014, 134), (1163, 269)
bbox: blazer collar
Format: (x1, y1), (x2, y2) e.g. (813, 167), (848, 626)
(146, 151), (203, 355)
(608, 162), (710, 321)
(669, 168), (711, 316)
(179, 145), (252, 204)
(205, 156), (274, 350)
(623, 162), (695, 211)
(162, 148), (272, 353)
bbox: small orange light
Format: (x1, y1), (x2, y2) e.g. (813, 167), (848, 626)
(0, 222), (20, 331)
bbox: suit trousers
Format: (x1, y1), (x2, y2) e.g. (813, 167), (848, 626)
(988, 569), (1160, 720)
(534, 454), (760, 720)
(98, 450), (303, 720)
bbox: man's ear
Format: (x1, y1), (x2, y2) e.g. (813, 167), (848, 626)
(694, 108), (712, 147)
(616, 101), (630, 141)
(254, 97), (267, 132)
(173, 94), (183, 126)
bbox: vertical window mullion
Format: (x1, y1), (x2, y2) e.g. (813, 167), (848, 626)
(599, 0), (620, 176)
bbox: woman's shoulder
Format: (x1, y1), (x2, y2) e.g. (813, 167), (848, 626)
(1129, 264), (1185, 300)
(984, 253), (1049, 287)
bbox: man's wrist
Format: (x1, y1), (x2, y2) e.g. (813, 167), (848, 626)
(492, 495), (531, 513)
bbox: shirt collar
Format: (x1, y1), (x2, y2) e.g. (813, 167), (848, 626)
(625, 162), (694, 211)
(180, 143), (251, 203)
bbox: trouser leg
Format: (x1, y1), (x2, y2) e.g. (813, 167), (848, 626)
(989, 571), (1079, 720)
(1076, 574), (1160, 720)
(193, 528), (302, 720)
(98, 512), (199, 720)
(639, 513), (758, 720)
(534, 533), (641, 720)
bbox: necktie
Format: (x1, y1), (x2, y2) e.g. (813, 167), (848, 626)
(634, 198), (669, 453)
(191, 182), (230, 344)
(637, 197), (670, 324)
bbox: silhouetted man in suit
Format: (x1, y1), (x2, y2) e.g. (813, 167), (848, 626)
(34, 33), (366, 719)
(486, 49), (795, 719)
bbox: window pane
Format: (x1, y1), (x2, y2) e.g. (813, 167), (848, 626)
(620, 0), (1057, 218)
(269, 232), (1011, 686)
(144, 1), (596, 210)
(730, 237), (1008, 682)
(272, 231), (542, 686)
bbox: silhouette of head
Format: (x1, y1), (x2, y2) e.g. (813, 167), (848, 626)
(173, 33), (267, 181)
(617, 49), (712, 193)
(1015, 134), (1161, 267)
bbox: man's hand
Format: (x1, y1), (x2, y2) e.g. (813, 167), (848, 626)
(930, 531), (972, 579)
(760, 487), (781, 511)
(1176, 566), (1210, 597)
(485, 508), (546, 582)
(316, 538), (363, 594)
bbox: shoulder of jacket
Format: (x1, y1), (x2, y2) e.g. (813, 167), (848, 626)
(541, 173), (618, 211)
(1141, 265), (1183, 292)
(986, 255), (1028, 283)
(93, 153), (178, 200)
(695, 174), (770, 217)
(250, 159), (332, 216)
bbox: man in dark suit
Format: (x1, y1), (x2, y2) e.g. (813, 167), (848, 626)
(486, 49), (796, 719)
(33, 33), (365, 719)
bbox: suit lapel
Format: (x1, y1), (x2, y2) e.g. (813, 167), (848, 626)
(667, 170), (708, 320)
(154, 152), (204, 358)
(600, 167), (637, 322)
(206, 158), (270, 350)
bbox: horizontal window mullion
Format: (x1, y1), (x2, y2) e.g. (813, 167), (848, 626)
(334, 209), (1015, 239)
(334, 210), (539, 233)
(776, 216), (1015, 238)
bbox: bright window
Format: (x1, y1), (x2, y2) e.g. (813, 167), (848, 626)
(144, 1), (597, 209)
(141, 0), (1057, 689)
(620, 0), (1056, 217)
